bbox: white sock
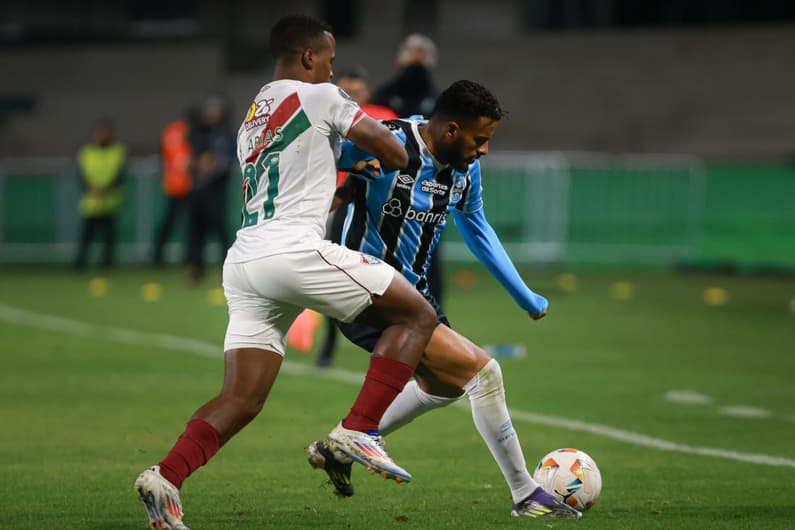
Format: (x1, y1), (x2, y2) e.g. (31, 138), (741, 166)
(463, 358), (537, 503)
(379, 380), (459, 435)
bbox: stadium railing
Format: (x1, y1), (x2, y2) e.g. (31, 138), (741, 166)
(445, 151), (707, 265)
(3, 152), (794, 269)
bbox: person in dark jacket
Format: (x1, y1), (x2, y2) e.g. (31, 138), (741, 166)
(372, 34), (446, 310)
(371, 34), (439, 119)
(186, 97), (235, 283)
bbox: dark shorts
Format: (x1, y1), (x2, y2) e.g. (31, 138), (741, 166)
(337, 291), (450, 353)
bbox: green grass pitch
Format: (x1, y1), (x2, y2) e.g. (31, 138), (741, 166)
(1, 266), (794, 529)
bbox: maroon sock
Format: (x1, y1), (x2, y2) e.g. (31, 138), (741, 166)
(158, 419), (220, 488)
(342, 356), (414, 433)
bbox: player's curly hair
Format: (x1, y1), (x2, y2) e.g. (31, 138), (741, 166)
(433, 80), (505, 122)
(269, 15), (332, 59)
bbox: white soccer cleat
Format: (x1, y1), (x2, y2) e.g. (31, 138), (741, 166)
(327, 422), (412, 483)
(133, 465), (190, 530)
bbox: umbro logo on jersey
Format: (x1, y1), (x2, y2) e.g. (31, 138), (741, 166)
(396, 174), (415, 191)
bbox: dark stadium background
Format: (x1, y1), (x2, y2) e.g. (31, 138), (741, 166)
(1, 2), (794, 529)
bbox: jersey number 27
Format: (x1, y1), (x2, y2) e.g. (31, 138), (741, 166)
(241, 151), (280, 228)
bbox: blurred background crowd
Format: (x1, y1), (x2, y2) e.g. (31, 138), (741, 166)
(1, 0), (793, 276)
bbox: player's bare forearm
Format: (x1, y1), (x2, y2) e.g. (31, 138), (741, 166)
(378, 154), (407, 174)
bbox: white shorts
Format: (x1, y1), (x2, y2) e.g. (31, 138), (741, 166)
(223, 241), (395, 355)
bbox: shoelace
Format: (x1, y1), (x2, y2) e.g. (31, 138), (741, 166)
(361, 434), (389, 457)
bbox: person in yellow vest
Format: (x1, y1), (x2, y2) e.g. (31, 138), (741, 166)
(74, 118), (126, 270)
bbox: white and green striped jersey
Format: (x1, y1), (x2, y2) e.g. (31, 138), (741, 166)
(226, 79), (364, 263)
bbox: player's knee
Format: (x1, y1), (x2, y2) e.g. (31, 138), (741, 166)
(467, 358), (504, 398)
(412, 297), (437, 336)
(484, 357), (504, 384)
(238, 398), (265, 423)
(460, 341), (492, 378)
(222, 391), (267, 422)
(414, 371), (465, 399)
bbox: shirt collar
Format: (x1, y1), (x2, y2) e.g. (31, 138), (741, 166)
(411, 120), (447, 171)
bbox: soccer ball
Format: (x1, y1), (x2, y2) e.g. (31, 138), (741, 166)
(532, 448), (602, 511)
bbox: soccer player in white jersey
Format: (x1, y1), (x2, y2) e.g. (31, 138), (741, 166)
(306, 81), (581, 519)
(133, 15), (437, 529)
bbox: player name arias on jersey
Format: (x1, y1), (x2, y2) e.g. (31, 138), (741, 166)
(241, 93), (311, 227)
(244, 92), (310, 164)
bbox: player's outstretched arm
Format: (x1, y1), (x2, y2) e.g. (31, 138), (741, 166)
(346, 115), (408, 173)
(453, 208), (549, 319)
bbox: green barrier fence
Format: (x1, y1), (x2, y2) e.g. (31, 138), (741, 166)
(1, 154), (793, 269)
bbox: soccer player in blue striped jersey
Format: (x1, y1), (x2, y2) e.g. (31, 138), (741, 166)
(307, 80), (581, 519)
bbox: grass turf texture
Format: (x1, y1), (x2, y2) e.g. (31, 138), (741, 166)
(1, 266), (794, 529)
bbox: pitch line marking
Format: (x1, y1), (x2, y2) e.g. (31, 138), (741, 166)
(1, 302), (793, 470)
(664, 389), (713, 405)
(664, 389), (782, 422)
(718, 405), (772, 419)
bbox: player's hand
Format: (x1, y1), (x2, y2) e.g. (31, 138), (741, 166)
(329, 195), (344, 212)
(527, 292), (549, 320)
(349, 159), (382, 178)
(528, 309), (547, 320)
(330, 174), (355, 212)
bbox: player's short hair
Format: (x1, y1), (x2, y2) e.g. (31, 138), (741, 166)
(433, 80), (505, 123)
(268, 15), (332, 59)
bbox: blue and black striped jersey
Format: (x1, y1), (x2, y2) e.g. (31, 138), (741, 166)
(339, 118), (483, 294)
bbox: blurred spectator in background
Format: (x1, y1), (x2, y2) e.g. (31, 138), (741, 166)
(74, 118), (126, 270)
(372, 34), (439, 119)
(338, 68), (400, 122)
(186, 96), (235, 284)
(313, 68), (399, 368)
(152, 108), (196, 266)
(372, 34), (445, 311)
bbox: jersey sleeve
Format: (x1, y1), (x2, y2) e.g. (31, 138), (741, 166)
(338, 140), (372, 170)
(337, 123), (409, 181)
(452, 207), (549, 316)
(305, 83), (365, 137)
(455, 160), (484, 214)
(337, 140), (381, 181)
